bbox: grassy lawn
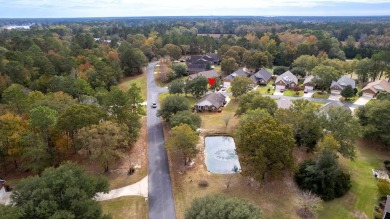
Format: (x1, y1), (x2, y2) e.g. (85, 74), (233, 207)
(100, 196), (148, 219)
(159, 92), (199, 106)
(119, 72), (147, 100)
(340, 96), (359, 103)
(313, 91), (330, 99)
(256, 80), (274, 95)
(319, 141), (388, 219)
(284, 90), (304, 97)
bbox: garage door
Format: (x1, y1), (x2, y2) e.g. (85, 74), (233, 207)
(331, 90), (341, 94)
(276, 85), (285, 90)
(305, 86), (314, 91)
(362, 92), (374, 98)
(223, 82), (231, 87)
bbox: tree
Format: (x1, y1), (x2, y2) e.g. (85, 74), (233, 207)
(357, 100), (390, 146)
(340, 85), (355, 100)
(221, 57), (239, 74)
(0, 204), (23, 219)
(295, 149), (352, 201)
(273, 66), (289, 75)
(296, 191), (323, 219)
(1, 84), (30, 114)
(169, 111), (201, 131)
(185, 195), (262, 219)
(119, 43), (148, 76)
(10, 162), (109, 219)
(157, 95), (190, 121)
(312, 65), (341, 92)
(29, 106), (59, 153)
(168, 79), (185, 94)
(166, 124), (199, 166)
(231, 75), (253, 97)
(186, 76), (208, 98)
(172, 63), (187, 77)
(355, 58), (375, 84)
(243, 50), (270, 69)
(236, 116), (295, 181)
(320, 106), (360, 158)
(293, 55), (319, 73)
(236, 92), (277, 115)
(180, 45), (190, 56)
(77, 121), (129, 172)
(164, 44), (182, 60)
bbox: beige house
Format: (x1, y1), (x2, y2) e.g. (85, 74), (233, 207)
(361, 79), (390, 98)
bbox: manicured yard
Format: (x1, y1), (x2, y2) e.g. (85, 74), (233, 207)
(119, 72), (147, 99)
(319, 141), (388, 219)
(100, 196), (148, 219)
(340, 96), (359, 103)
(159, 93), (199, 106)
(256, 80), (274, 95)
(284, 90), (304, 97)
(313, 92), (330, 99)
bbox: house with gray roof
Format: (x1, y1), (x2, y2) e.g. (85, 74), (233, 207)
(187, 63), (210, 74)
(330, 76), (356, 95)
(250, 68), (272, 85)
(224, 69), (250, 82)
(194, 93), (226, 112)
(275, 71), (298, 90)
(361, 79), (390, 98)
(189, 69), (220, 80)
(303, 75), (316, 91)
(319, 101), (350, 113)
(276, 98), (293, 109)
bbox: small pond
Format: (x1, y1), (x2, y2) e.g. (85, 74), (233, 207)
(204, 136), (241, 174)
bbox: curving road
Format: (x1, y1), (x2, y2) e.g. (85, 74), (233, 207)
(146, 63), (176, 219)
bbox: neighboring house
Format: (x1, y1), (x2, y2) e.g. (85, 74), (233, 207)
(250, 68), (272, 85)
(189, 69), (220, 80)
(319, 101), (350, 113)
(276, 98), (293, 109)
(330, 76), (356, 95)
(186, 54), (220, 74)
(275, 71), (298, 90)
(187, 63), (210, 74)
(194, 92), (226, 112)
(383, 195), (390, 219)
(361, 79), (390, 98)
(223, 68), (250, 87)
(303, 75), (316, 91)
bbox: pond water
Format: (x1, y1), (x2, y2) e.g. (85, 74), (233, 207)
(204, 136), (241, 174)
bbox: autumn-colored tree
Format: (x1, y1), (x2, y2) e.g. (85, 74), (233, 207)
(166, 124), (199, 166)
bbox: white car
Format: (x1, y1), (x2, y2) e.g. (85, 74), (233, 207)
(221, 87), (227, 91)
(151, 102), (157, 108)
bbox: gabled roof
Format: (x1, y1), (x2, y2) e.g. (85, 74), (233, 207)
(205, 53), (220, 62)
(189, 69), (219, 80)
(276, 98), (293, 109)
(336, 76), (355, 89)
(303, 75), (315, 85)
(362, 79), (390, 93)
(187, 54), (216, 64)
(320, 101), (349, 112)
(275, 71), (298, 85)
(187, 63), (209, 72)
(195, 92), (226, 108)
(251, 68), (272, 83)
(224, 68), (250, 81)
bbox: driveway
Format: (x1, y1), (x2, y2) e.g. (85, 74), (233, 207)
(146, 63), (176, 219)
(303, 91), (314, 98)
(95, 176), (148, 201)
(353, 96), (372, 106)
(328, 94), (341, 101)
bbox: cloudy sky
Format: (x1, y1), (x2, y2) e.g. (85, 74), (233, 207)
(0, 0), (390, 18)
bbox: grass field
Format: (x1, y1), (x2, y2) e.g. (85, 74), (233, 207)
(319, 141), (388, 219)
(158, 93), (199, 106)
(119, 72), (147, 100)
(313, 91), (330, 99)
(256, 80), (274, 95)
(284, 90), (304, 97)
(101, 196), (148, 219)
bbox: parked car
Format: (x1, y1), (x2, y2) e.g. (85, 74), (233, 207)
(280, 89), (284, 93)
(221, 87), (227, 91)
(304, 89), (308, 93)
(151, 102), (157, 108)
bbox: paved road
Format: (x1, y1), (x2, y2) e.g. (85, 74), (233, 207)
(147, 63), (176, 219)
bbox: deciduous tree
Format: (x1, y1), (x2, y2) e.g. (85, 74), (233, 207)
(231, 75), (253, 97)
(166, 124), (199, 166)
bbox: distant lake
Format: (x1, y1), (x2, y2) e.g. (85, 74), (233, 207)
(3, 25), (31, 30)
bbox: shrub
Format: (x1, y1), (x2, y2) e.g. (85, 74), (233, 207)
(378, 179), (390, 196)
(198, 180), (209, 188)
(384, 160), (390, 171)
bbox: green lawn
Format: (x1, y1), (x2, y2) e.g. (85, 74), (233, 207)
(283, 90), (304, 97)
(340, 96), (358, 103)
(119, 73), (147, 100)
(256, 80), (274, 95)
(313, 92), (330, 99)
(319, 141), (387, 219)
(100, 196), (148, 219)
(159, 92), (199, 106)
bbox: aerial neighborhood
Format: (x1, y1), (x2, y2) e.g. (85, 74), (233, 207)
(1, 14), (390, 219)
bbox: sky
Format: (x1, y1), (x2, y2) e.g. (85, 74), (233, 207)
(0, 0), (390, 18)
